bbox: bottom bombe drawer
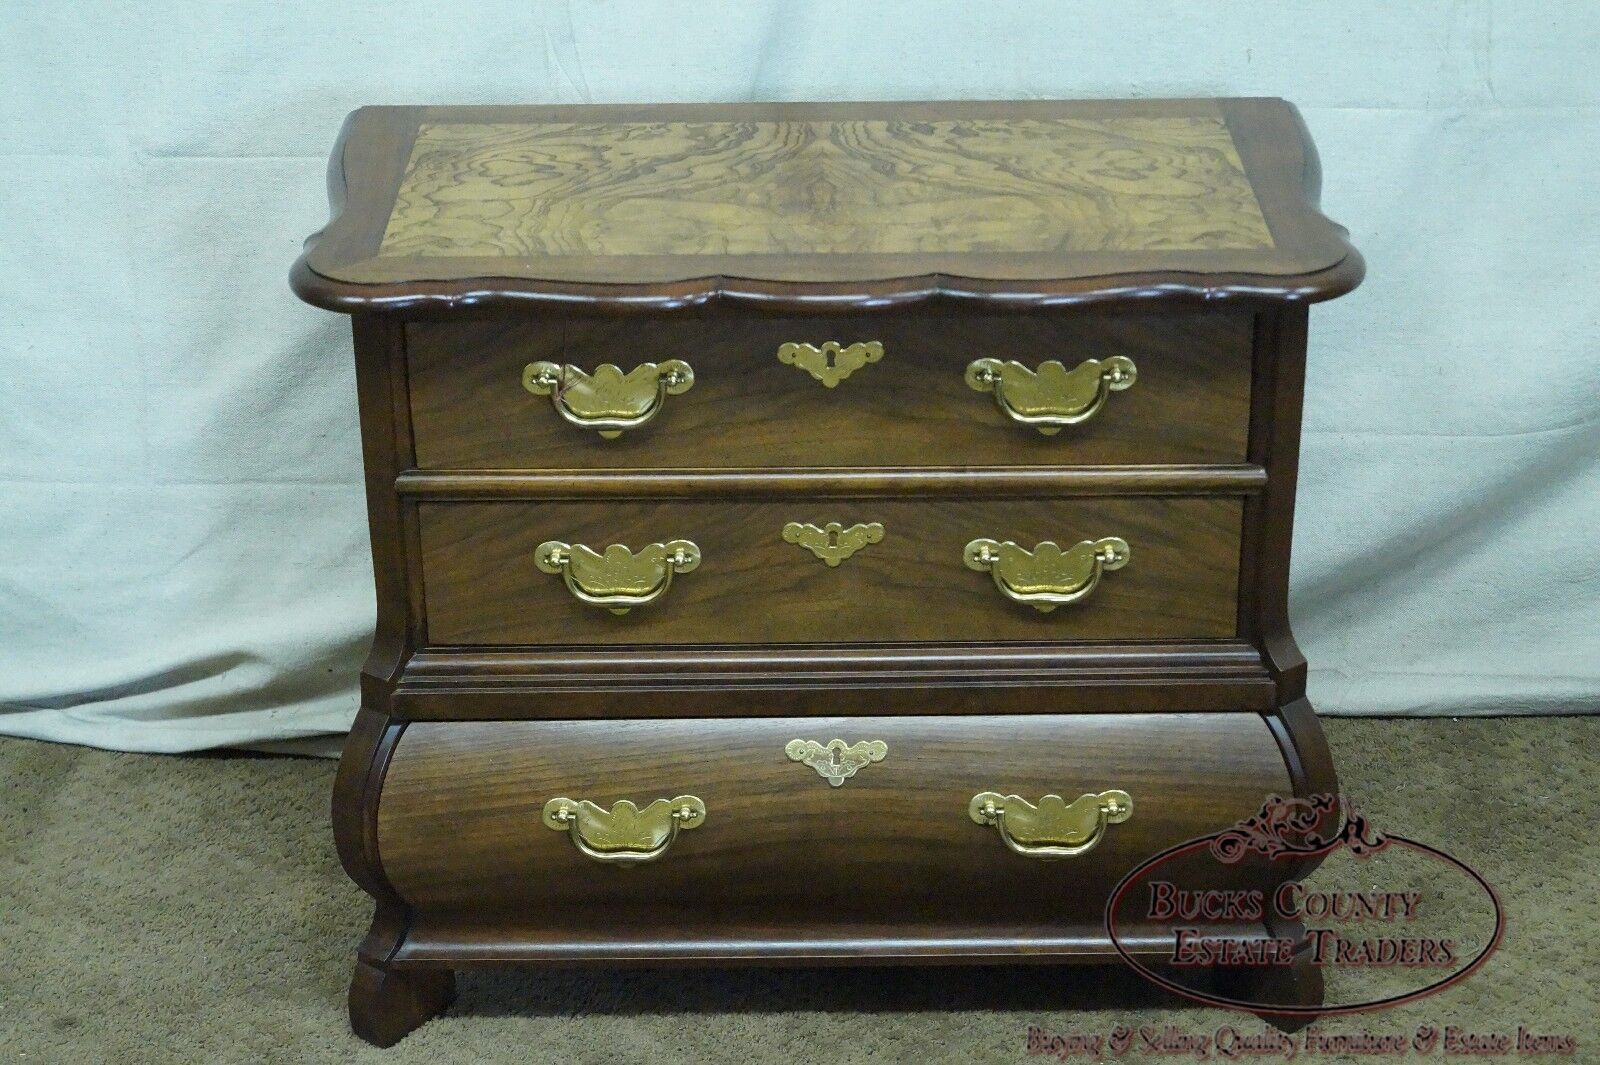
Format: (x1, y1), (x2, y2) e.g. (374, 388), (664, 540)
(375, 713), (1290, 937)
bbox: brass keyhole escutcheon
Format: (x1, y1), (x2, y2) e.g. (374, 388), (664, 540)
(783, 522), (884, 567)
(786, 739), (888, 786)
(776, 341), (884, 388)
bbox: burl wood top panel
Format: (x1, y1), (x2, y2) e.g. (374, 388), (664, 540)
(293, 99), (1362, 312)
(379, 116), (1272, 259)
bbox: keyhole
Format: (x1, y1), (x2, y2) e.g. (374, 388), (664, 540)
(824, 346), (837, 369)
(830, 746), (842, 767)
(827, 529), (841, 548)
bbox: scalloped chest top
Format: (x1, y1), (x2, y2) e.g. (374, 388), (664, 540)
(292, 98), (1362, 1046)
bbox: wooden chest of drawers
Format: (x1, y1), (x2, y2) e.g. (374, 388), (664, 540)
(293, 98), (1362, 1045)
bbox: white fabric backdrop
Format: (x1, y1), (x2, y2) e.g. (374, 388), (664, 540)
(3, 2), (1597, 753)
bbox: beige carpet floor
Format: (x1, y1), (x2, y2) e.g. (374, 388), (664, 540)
(2, 717), (1596, 1064)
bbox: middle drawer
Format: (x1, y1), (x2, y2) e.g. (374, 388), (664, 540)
(417, 496), (1242, 646)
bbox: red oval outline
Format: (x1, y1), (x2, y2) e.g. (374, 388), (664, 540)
(1105, 832), (1504, 1016)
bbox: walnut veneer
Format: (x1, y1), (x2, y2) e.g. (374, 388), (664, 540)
(406, 313), (1255, 469)
(292, 97), (1362, 1046)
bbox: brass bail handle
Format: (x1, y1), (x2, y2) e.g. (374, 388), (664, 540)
(965, 356), (1136, 434)
(964, 537), (1130, 613)
(542, 796), (706, 863)
(536, 539), (701, 615)
(969, 790), (1133, 859)
(522, 359), (695, 438)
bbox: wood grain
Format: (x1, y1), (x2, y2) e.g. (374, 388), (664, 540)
(416, 497), (1242, 646)
(380, 117), (1272, 259)
(406, 311), (1254, 470)
(292, 99), (1364, 313)
(376, 714), (1291, 920)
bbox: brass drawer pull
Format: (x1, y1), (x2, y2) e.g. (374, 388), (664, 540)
(969, 791), (1132, 859)
(522, 359), (694, 438)
(535, 539), (701, 615)
(964, 537), (1129, 613)
(777, 340), (883, 387)
(542, 796), (706, 863)
(965, 356), (1136, 434)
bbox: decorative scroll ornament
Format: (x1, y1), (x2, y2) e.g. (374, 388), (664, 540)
(1210, 794), (1389, 864)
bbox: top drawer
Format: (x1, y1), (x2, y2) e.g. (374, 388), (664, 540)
(406, 312), (1253, 470)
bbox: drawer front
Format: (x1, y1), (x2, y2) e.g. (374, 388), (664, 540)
(376, 714), (1290, 922)
(406, 312), (1253, 470)
(417, 497), (1242, 646)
